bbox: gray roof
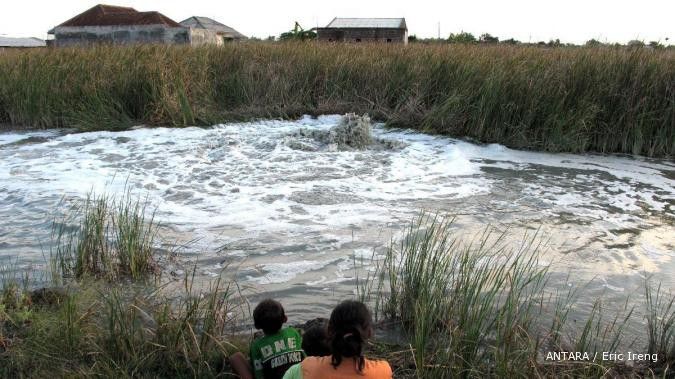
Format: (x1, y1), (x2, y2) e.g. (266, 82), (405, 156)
(325, 18), (407, 30)
(180, 16), (247, 39)
(0, 36), (46, 47)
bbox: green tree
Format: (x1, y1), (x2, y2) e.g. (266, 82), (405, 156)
(648, 41), (664, 49)
(479, 33), (499, 43)
(447, 32), (476, 44)
(547, 39), (562, 47)
(279, 22), (317, 41)
(585, 39), (603, 47)
(501, 38), (520, 45)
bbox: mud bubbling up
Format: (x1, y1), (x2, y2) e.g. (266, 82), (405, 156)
(0, 114), (673, 318)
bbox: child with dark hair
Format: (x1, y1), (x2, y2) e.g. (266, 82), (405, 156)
(281, 320), (331, 378)
(301, 322), (331, 357)
(230, 299), (305, 379)
(282, 300), (392, 379)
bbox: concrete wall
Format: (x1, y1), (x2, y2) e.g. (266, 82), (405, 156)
(53, 25), (189, 47)
(188, 28), (223, 46)
(317, 28), (408, 44)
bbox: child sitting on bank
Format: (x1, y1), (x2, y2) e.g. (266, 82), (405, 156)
(282, 300), (391, 379)
(230, 299), (305, 379)
(300, 321), (331, 357)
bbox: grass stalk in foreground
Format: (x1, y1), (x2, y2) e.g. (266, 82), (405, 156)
(1, 267), (248, 377)
(2, 188), (252, 377)
(646, 282), (675, 361)
(50, 190), (159, 282)
(361, 212), (674, 377)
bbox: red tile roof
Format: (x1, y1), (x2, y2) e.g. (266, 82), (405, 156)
(57, 4), (181, 27)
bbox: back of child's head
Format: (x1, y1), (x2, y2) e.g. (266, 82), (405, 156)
(253, 299), (286, 335)
(327, 300), (373, 371)
(302, 322), (331, 357)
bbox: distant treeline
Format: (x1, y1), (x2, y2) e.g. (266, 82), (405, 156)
(409, 32), (672, 49)
(0, 43), (673, 157)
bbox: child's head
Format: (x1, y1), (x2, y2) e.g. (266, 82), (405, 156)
(327, 300), (373, 371)
(253, 299), (287, 335)
(302, 322), (331, 357)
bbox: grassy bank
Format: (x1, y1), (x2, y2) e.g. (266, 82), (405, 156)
(1, 191), (250, 377)
(0, 275), (248, 377)
(2, 194), (675, 377)
(0, 43), (673, 157)
(359, 213), (675, 378)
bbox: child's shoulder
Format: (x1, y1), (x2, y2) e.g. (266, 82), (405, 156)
(263, 326), (301, 340)
(364, 358), (392, 374)
(280, 326), (301, 335)
(252, 327), (301, 345)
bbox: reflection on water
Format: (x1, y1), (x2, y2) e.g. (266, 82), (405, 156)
(0, 115), (673, 319)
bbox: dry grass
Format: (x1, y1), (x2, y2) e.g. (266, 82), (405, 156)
(0, 43), (672, 157)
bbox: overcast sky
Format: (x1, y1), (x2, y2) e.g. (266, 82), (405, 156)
(1, 0), (673, 44)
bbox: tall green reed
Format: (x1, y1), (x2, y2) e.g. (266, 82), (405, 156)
(0, 43), (672, 157)
(1, 272), (247, 377)
(50, 190), (159, 281)
(359, 212), (666, 378)
(645, 282), (675, 363)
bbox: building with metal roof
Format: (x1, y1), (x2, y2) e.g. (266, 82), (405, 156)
(0, 37), (46, 49)
(326, 18), (407, 29)
(48, 4), (189, 46)
(180, 16), (247, 43)
(317, 17), (408, 44)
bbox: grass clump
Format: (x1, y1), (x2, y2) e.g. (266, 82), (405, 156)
(0, 272), (247, 378)
(361, 212), (675, 378)
(51, 190), (158, 281)
(645, 283), (675, 364)
(1, 190), (251, 378)
(0, 43), (672, 157)
(376, 214), (550, 377)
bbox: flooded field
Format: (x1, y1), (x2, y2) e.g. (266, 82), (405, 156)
(1, 115), (673, 319)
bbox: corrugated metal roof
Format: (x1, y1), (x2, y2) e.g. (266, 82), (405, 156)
(56, 4), (182, 28)
(0, 37), (46, 47)
(326, 18), (407, 29)
(179, 16), (247, 39)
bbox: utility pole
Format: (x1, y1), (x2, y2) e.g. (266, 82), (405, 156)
(438, 22), (441, 39)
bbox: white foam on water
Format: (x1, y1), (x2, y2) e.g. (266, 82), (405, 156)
(246, 258), (342, 284)
(1, 115), (674, 287)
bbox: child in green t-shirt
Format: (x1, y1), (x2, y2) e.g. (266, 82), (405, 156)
(230, 299), (305, 379)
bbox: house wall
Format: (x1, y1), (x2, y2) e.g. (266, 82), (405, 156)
(188, 28), (223, 46)
(317, 28), (407, 44)
(52, 25), (189, 46)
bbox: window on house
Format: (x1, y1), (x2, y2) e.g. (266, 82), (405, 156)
(355, 38), (361, 42)
(387, 39), (392, 43)
(328, 38), (333, 42)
